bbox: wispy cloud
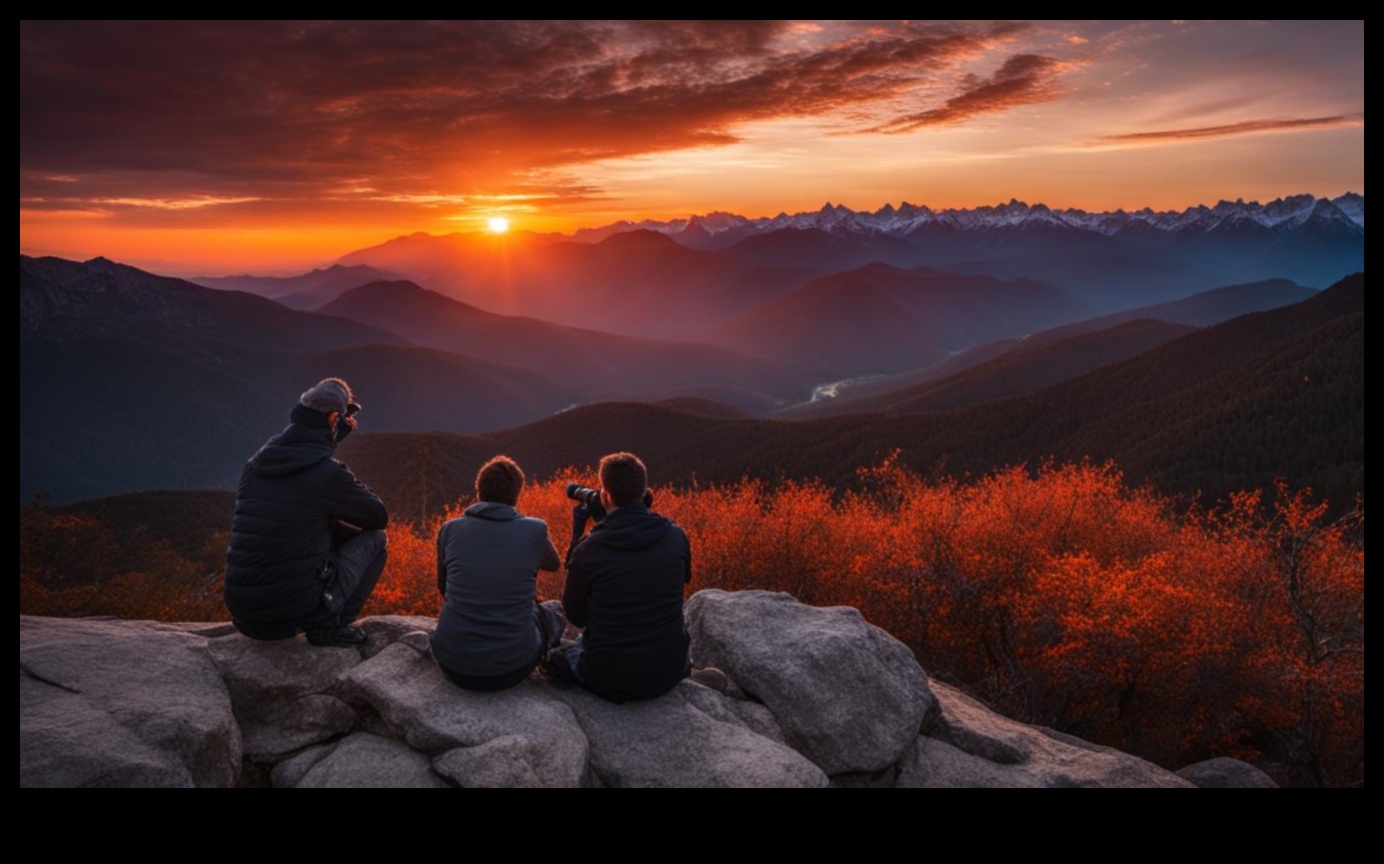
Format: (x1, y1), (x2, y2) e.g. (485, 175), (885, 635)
(864, 54), (1073, 134)
(1093, 113), (1363, 145)
(21, 195), (261, 212)
(363, 194), (471, 207)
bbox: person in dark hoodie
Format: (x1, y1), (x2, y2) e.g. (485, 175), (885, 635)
(431, 455), (567, 691)
(223, 378), (388, 648)
(549, 452), (692, 702)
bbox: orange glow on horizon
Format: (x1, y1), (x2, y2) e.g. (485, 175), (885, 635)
(19, 21), (1363, 275)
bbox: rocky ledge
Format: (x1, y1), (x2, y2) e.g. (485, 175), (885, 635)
(19, 589), (1274, 788)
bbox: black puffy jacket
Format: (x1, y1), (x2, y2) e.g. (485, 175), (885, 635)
(223, 405), (388, 628)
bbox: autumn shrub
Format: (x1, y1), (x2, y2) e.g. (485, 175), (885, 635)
(21, 460), (1363, 785)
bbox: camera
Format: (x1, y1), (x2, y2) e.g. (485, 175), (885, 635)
(566, 482), (654, 524)
(566, 483), (607, 522)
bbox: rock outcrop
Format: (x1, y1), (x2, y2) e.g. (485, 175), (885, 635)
(21, 591), (1209, 788)
(338, 640), (589, 788)
(897, 682), (1189, 788)
(686, 589), (935, 775)
(1176, 757), (1280, 789)
(20, 616), (240, 788)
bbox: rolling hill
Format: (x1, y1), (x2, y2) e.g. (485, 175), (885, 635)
(789, 277), (1317, 416)
(813, 319), (1198, 415)
(20, 256), (573, 502)
(715, 263), (1082, 375)
(336, 229), (818, 339)
(319, 280), (820, 402)
(335, 273), (1364, 516)
(191, 264), (403, 310)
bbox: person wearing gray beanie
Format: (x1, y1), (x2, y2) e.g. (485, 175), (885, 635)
(299, 377), (352, 415)
(298, 377), (360, 443)
(222, 378), (389, 647)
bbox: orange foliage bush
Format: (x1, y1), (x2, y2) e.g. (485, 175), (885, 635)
(20, 505), (225, 621)
(365, 459), (1362, 785)
(21, 460), (1363, 785)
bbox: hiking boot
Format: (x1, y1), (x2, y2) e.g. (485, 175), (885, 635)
(539, 648), (576, 688)
(537, 599), (569, 648)
(306, 624), (367, 648)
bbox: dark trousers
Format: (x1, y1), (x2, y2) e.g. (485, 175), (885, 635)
(440, 600), (566, 692)
(236, 529), (388, 640)
(558, 634), (691, 702)
(329, 528), (388, 626)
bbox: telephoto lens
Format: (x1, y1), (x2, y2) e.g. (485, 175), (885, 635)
(565, 483), (607, 522)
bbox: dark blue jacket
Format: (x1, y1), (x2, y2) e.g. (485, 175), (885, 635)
(431, 502), (560, 677)
(223, 405), (387, 629)
(564, 505), (691, 702)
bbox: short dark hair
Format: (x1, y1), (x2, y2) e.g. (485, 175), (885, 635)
(599, 452), (647, 508)
(476, 455), (525, 506)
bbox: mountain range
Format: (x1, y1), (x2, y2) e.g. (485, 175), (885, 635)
(191, 264), (402, 310)
(334, 273), (1363, 518)
(333, 229), (817, 339)
(18, 187), (1362, 509)
(318, 279), (819, 402)
(576, 193), (1364, 246)
(328, 194), (1358, 318)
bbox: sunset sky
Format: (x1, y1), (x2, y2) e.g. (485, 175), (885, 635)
(20, 20), (1364, 274)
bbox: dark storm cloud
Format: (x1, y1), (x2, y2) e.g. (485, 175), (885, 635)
(20, 20), (1042, 206)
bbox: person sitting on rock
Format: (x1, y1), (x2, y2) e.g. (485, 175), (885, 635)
(544, 452), (692, 702)
(431, 455), (567, 692)
(223, 378), (388, 648)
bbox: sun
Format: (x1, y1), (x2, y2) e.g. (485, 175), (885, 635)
(487, 216), (510, 233)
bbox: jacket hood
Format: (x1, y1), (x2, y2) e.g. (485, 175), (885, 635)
(463, 501), (522, 521)
(585, 504), (673, 550)
(248, 404), (337, 478)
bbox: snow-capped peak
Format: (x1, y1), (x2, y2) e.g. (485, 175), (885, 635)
(575, 195), (1364, 244)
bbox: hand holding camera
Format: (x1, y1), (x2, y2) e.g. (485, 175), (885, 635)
(335, 401), (362, 443)
(571, 501), (591, 531)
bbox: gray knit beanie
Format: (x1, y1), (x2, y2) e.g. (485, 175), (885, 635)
(299, 378), (353, 415)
